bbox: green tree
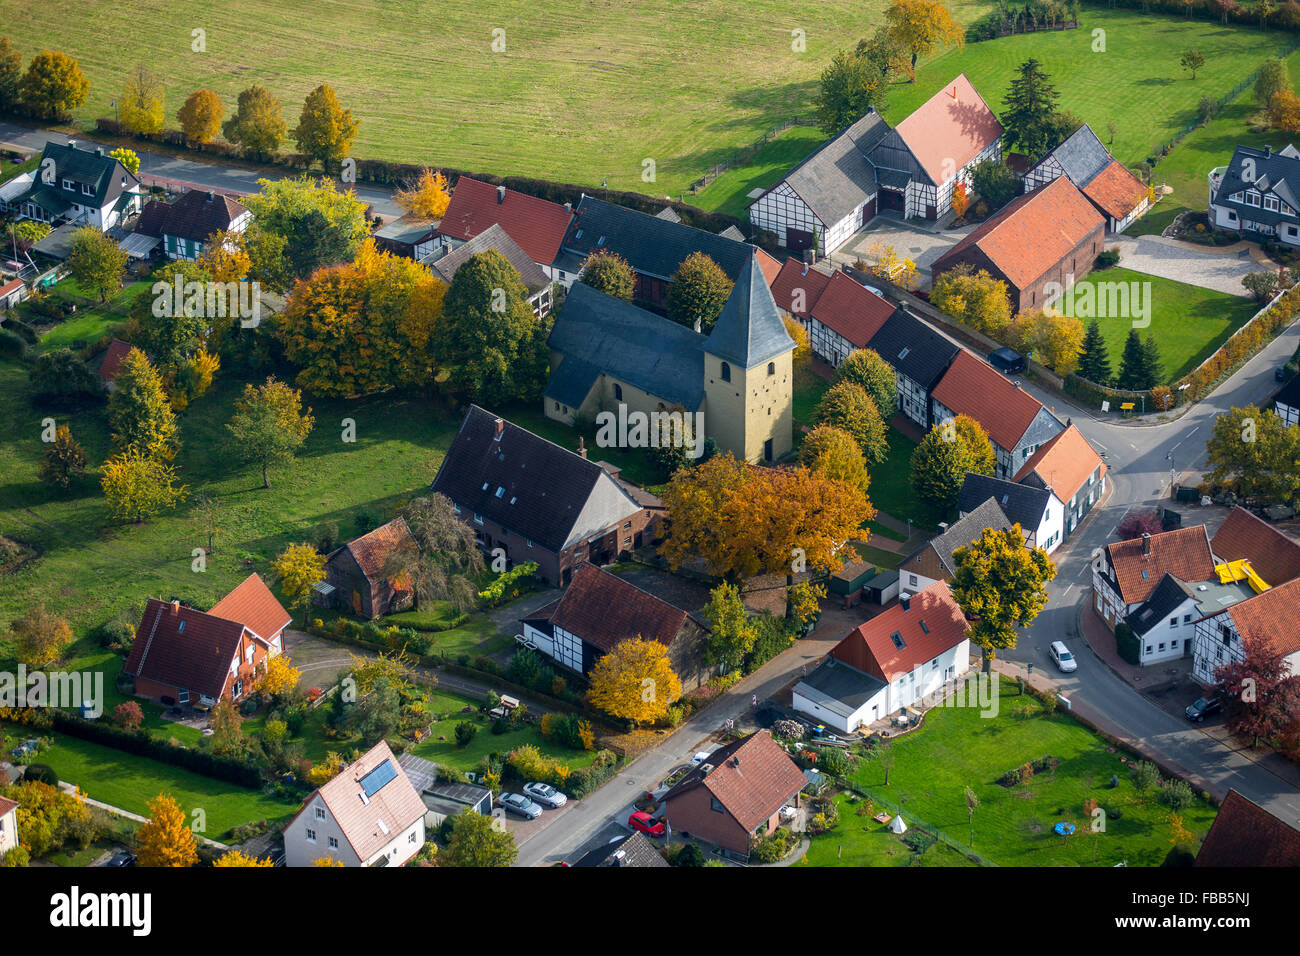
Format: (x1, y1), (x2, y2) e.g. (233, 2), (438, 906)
(579, 250), (635, 300)
(799, 424), (871, 496)
(443, 807), (518, 867)
(969, 158), (1020, 211)
(225, 377), (315, 488)
(222, 84), (287, 160)
(18, 50), (88, 120)
(0, 38), (22, 111)
(701, 581), (759, 672)
(815, 380), (889, 464)
(814, 48), (890, 135)
(1077, 318), (1113, 385)
(835, 348), (897, 419)
(241, 175), (369, 283)
(384, 493), (485, 613)
(1204, 405), (1300, 506)
(999, 58), (1062, 161)
(68, 226), (127, 303)
(100, 448), (187, 522)
(1117, 329), (1154, 390)
(910, 414), (995, 513)
(291, 83), (359, 171)
(1140, 334), (1164, 388)
(1180, 49), (1206, 80)
(666, 251), (733, 333)
(1256, 57), (1292, 106)
(345, 676), (401, 746)
(950, 526), (1056, 671)
(107, 348), (178, 458)
(119, 63), (165, 134)
(37, 424), (86, 489)
(883, 0), (965, 81)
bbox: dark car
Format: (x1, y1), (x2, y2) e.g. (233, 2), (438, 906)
(105, 852), (137, 867)
(988, 347), (1026, 374)
(1185, 695), (1222, 722)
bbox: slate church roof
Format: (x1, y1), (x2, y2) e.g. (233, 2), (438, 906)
(704, 252), (795, 368)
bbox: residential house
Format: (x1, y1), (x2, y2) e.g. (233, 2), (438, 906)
(930, 175), (1107, 314)
(430, 406), (652, 587)
(554, 195), (781, 307)
(572, 831), (670, 867)
(1012, 423), (1106, 537)
(426, 222), (553, 317)
(793, 581), (972, 732)
(658, 730), (806, 860)
(1022, 124), (1149, 232)
(373, 214), (441, 260)
(1210, 506), (1300, 586)
(930, 349), (1066, 478)
(435, 177), (574, 282)
(769, 257), (832, 326)
(0, 795), (17, 857)
(1208, 144), (1300, 246)
(520, 562), (709, 691)
(546, 252), (795, 462)
(898, 498), (1012, 594)
(957, 473), (1061, 554)
(135, 189), (252, 261)
(396, 753), (493, 828)
(0, 276), (27, 310)
(1195, 789), (1300, 866)
(1091, 526), (1216, 631)
(1275, 375), (1300, 426)
(283, 741), (426, 867)
(315, 517), (418, 620)
(96, 339), (133, 389)
(1192, 576), (1300, 685)
(802, 270), (896, 368)
(1123, 571), (1253, 666)
(865, 308), (960, 429)
(13, 141), (143, 230)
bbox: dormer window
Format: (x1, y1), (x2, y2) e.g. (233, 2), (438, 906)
(81, 183), (93, 197)
(62, 178), (75, 191)
(1265, 196), (1280, 212)
(1245, 190), (1261, 207)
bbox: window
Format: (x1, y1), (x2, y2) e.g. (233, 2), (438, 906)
(82, 183), (93, 196)
(1227, 210), (1238, 222)
(246, 645), (255, 662)
(624, 521), (632, 529)
(767, 362), (775, 376)
(1183, 614), (1192, 624)
(930, 658), (938, 670)
(710, 797), (725, 813)
(177, 620), (186, 633)
(62, 178), (74, 191)
(1146, 645), (1153, 655)
(305, 828), (317, 843)
(1265, 196), (1280, 212)
(908, 574), (918, 587)
(720, 362), (731, 382)
(473, 513), (484, 525)
(328, 837), (338, 849)
(409, 831), (418, 844)
(614, 384), (623, 401)
(495, 486), (505, 498)
(1158, 643), (1166, 652)
(315, 807), (326, 821)
(1246, 190), (1261, 207)
(1170, 617), (1179, 628)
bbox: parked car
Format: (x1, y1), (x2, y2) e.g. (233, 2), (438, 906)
(104, 852), (137, 867)
(1049, 641), (1078, 673)
(628, 811), (666, 838)
(988, 346), (1026, 374)
(1185, 695), (1222, 722)
(523, 781), (567, 808)
(690, 751), (713, 766)
(499, 792), (543, 820)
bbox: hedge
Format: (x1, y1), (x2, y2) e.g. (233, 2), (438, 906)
(1115, 622), (1142, 666)
(1081, 0), (1300, 33)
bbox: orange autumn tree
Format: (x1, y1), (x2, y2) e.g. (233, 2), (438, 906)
(137, 793), (198, 867)
(395, 168), (452, 219)
(587, 637), (682, 726)
(952, 181), (970, 219)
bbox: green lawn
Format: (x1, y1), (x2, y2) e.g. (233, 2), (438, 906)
(1063, 266), (1260, 383)
(863, 428), (941, 530)
(0, 156), (38, 186)
(693, 125), (830, 218)
(820, 678), (1218, 867)
(800, 792), (978, 867)
(850, 542), (904, 570)
(793, 364), (831, 434)
(33, 279), (153, 353)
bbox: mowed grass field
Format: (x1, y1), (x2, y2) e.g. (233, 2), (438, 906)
(2, 0), (990, 197)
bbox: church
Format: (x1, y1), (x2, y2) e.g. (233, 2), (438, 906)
(543, 251), (795, 463)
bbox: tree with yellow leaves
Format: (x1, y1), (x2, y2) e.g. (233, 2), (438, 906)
(395, 168), (452, 219)
(308, 752), (346, 787)
(137, 794), (198, 867)
(107, 348), (179, 459)
(119, 63), (165, 135)
(214, 849), (273, 867)
(587, 637), (682, 726)
(312, 855), (344, 866)
(271, 543), (325, 609)
(884, 0), (964, 81)
(8, 604), (73, 669)
(257, 654), (301, 701)
(783, 316), (811, 371)
(862, 241), (919, 290)
(177, 88), (224, 143)
(292, 83), (360, 171)
(101, 447), (187, 523)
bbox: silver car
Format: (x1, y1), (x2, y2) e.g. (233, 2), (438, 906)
(499, 792), (543, 820)
(1049, 641), (1078, 673)
(523, 781), (567, 808)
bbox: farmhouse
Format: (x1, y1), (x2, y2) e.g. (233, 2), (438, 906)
(1192, 576), (1300, 685)
(1091, 526), (1216, 632)
(930, 175), (1106, 314)
(930, 349), (1066, 478)
(749, 75), (1002, 255)
(11, 141), (143, 231)
(898, 498), (1013, 595)
(545, 252), (795, 462)
(1022, 124), (1149, 232)
(793, 581), (972, 733)
(521, 562), (709, 691)
(1012, 423), (1106, 537)
(426, 222), (553, 317)
(769, 257), (833, 324)
(430, 406), (652, 587)
(1195, 789), (1300, 867)
(123, 573), (291, 708)
(1210, 506), (1300, 586)
(1208, 144), (1300, 246)
(134, 189), (252, 261)
(284, 741), (426, 868)
(435, 176), (574, 282)
(658, 730), (806, 860)
(957, 473), (1060, 554)
(865, 308), (960, 429)
(314, 517), (418, 620)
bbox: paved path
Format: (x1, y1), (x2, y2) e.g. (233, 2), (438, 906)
(1106, 234), (1261, 297)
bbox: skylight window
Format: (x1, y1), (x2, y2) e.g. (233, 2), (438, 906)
(919, 621), (929, 635)
(177, 620), (186, 633)
(377, 819), (390, 835)
(1141, 570), (1149, 580)
(495, 486), (505, 498)
(890, 631), (906, 649)
(898, 347), (910, 360)
(482, 481), (490, 491)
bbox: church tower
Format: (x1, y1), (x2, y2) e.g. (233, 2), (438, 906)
(702, 251), (795, 463)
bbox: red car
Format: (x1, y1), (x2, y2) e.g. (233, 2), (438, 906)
(628, 811), (666, 838)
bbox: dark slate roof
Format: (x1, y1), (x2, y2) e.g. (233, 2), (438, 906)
(1275, 373), (1300, 411)
(704, 252), (795, 368)
(429, 406), (642, 554)
(572, 832), (670, 868)
(774, 111), (892, 226)
(865, 308), (960, 392)
(794, 656), (887, 720)
(561, 196), (759, 282)
(1041, 123), (1112, 188)
(904, 497), (1012, 576)
(157, 189), (249, 243)
(957, 473), (1051, 530)
(546, 282), (706, 410)
(1214, 144), (1300, 226)
(36, 141), (140, 212)
(427, 223), (551, 295)
(1125, 572), (1196, 637)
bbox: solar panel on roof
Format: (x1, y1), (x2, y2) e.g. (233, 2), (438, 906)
(360, 759), (398, 796)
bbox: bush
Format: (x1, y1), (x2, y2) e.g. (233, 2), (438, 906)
(1197, 96), (1221, 124)
(491, 718), (508, 735)
(1115, 622), (1141, 666)
(816, 746), (852, 778)
(98, 618), (136, 653)
(454, 721), (478, 747)
(23, 763), (58, 786)
(1157, 777), (1195, 811)
(1095, 248), (1120, 269)
(0, 327), (29, 360)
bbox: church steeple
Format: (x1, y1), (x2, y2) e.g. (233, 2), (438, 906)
(704, 251), (794, 369)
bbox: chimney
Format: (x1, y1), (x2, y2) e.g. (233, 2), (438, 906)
(692, 318), (701, 333)
(67, 139), (77, 149)
(206, 191), (214, 203)
(1267, 144), (1274, 157)
(564, 201), (572, 214)
(170, 599), (180, 616)
(577, 436), (587, 459)
(497, 185), (506, 204)
(700, 763), (715, 777)
(938, 521), (949, 533)
(900, 593), (911, 611)
(950, 85), (958, 100)
(95, 147), (103, 157)
(1141, 532), (1151, 556)
(493, 417), (504, 441)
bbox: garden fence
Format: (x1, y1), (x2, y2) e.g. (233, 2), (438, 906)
(689, 116), (820, 195)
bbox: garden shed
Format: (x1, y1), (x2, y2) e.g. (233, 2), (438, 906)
(862, 570), (900, 605)
(829, 560), (875, 607)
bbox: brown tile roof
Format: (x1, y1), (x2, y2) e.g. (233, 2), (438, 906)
(830, 580), (970, 682)
(930, 350), (1047, 451)
(1081, 160), (1147, 221)
(1105, 525), (1215, 605)
(661, 731), (806, 833)
(894, 74), (1003, 185)
(428, 222), (551, 294)
(770, 257), (831, 319)
(134, 199), (170, 239)
(755, 248), (782, 286)
(0, 277), (24, 297)
(97, 339), (134, 383)
(1223, 577), (1300, 657)
(125, 599), (246, 699)
(156, 189), (249, 243)
(342, 517), (419, 585)
(1211, 507), (1300, 587)
(808, 271), (895, 347)
(438, 176), (573, 266)
(209, 573), (291, 644)
(0, 795), (18, 818)
(546, 563), (692, 652)
(1013, 424), (1105, 503)
(1195, 789), (1300, 867)
(933, 176), (1105, 288)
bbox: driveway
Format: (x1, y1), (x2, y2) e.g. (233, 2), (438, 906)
(834, 216), (969, 278)
(1105, 235), (1261, 297)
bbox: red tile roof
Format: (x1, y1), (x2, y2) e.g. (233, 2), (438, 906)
(0, 277), (24, 297)
(209, 573), (291, 644)
(547, 562), (692, 652)
(933, 176), (1105, 288)
(1196, 789), (1300, 867)
(98, 339), (133, 382)
(894, 74), (1003, 185)
(831, 581), (970, 682)
(661, 730), (807, 833)
(0, 795), (17, 818)
(1223, 577), (1300, 657)
(343, 518), (418, 585)
(808, 271), (895, 347)
(1081, 160), (1147, 221)
(1210, 506), (1300, 587)
(770, 258), (831, 319)
(438, 177), (573, 266)
(1105, 526), (1215, 605)
(755, 248), (782, 286)
(125, 599), (246, 700)
(930, 350), (1047, 451)
(1013, 424), (1105, 503)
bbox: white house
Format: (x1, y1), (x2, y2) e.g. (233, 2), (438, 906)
(283, 741), (426, 868)
(1192, 577), (1300, 685)
(899, 498), (1013, 596)
(793, 581), (971, 733)
(1208, 143), (1300, 246)
(1012, 424), (1106, 540)
(1275, 377), (1300, 427)
(1091, 526), (1215, 631)
(0, 795), (17, 858)
(13, 141), (143, 231)
(957, 473), (1062, 555)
